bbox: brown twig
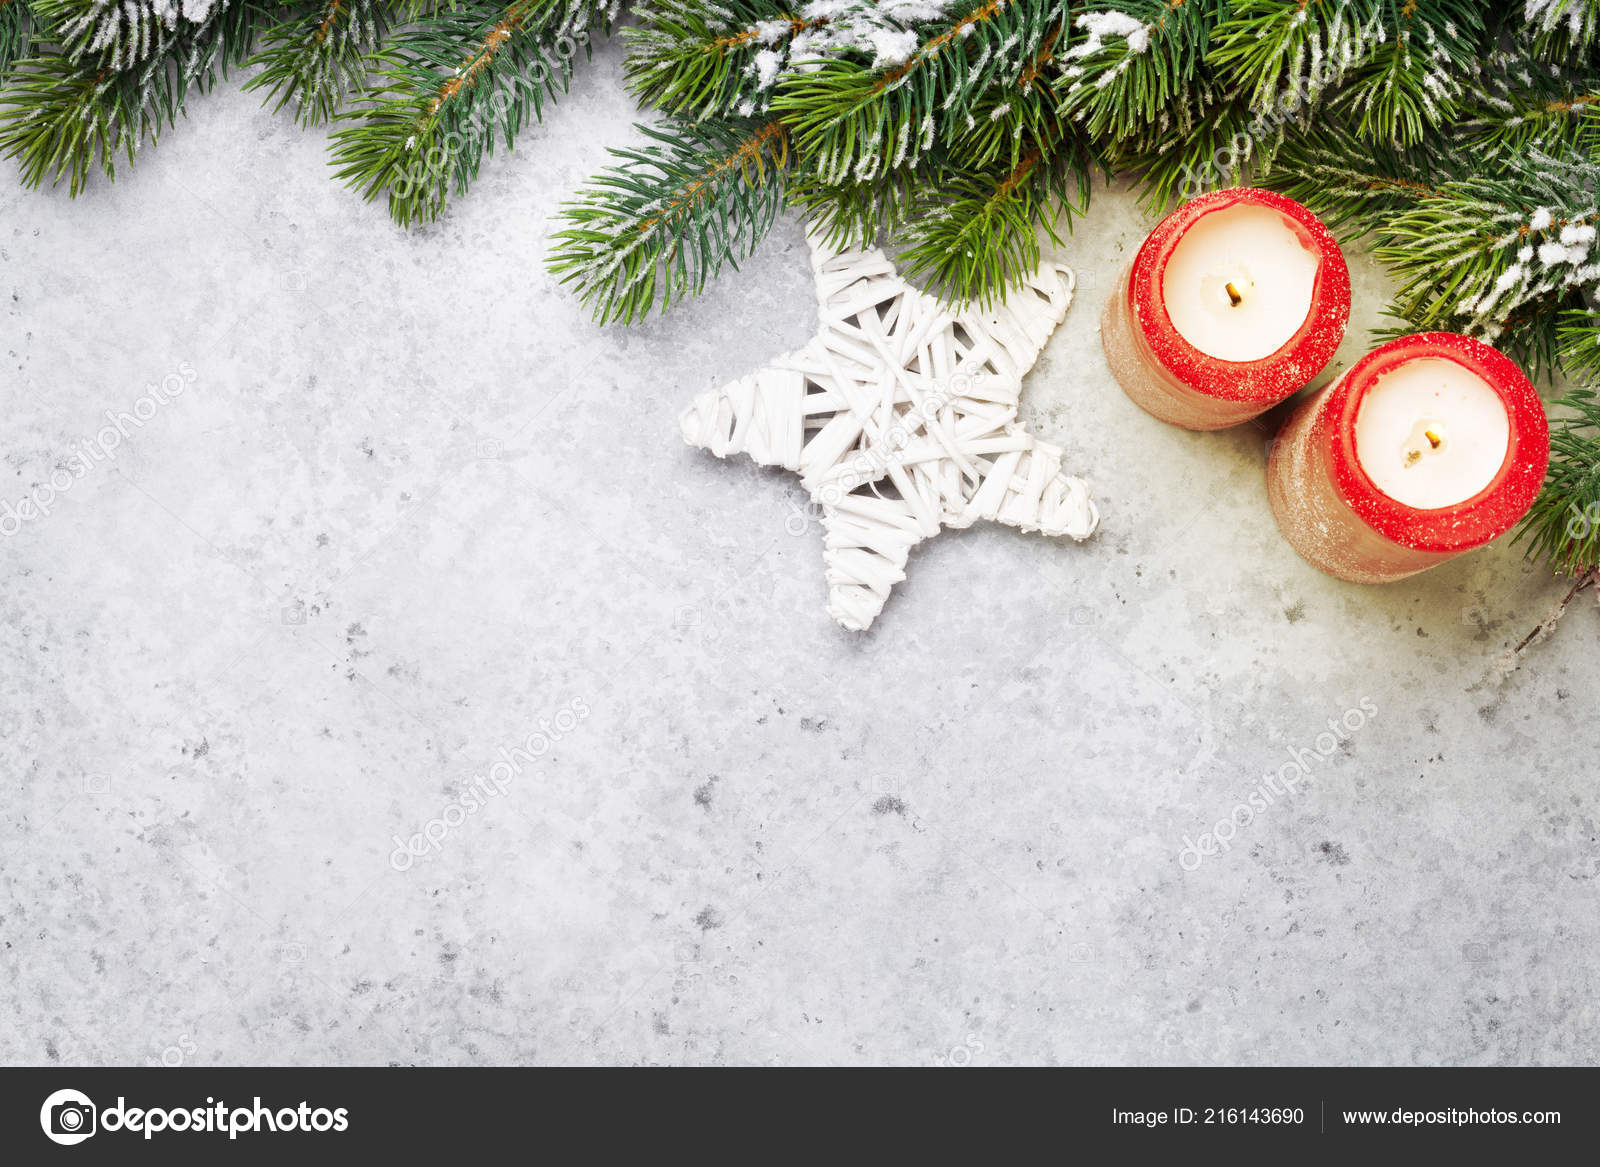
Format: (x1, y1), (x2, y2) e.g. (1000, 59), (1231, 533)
(713, 17), (825, 52)
(426, 0), (540, 118)
(315, 0), (344, 46)
(878, 0), (1006, 90)
(635, 121), (788, 237)
(1511, 566), (1599, 656)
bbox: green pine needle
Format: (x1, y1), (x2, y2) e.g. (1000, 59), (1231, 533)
(1516, 375), (1600, 578)
(774, 1), (1060, 184)
(623, 0), (798, 119)
(0, 0), (31, 81)
(1057, 0), (1222, 143)
(0, 1), (261, 195)
(549, 117), (790, 324)
(896, 144), (1091, 306)
(327, 0), (615, 227)
(244, 0), (390, 127)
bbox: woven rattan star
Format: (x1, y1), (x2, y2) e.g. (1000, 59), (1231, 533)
(681, 229), (1098, 631)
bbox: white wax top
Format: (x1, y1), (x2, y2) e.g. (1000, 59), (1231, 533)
(1354, 358), (1510, 509)
(1162, 204), (1319, 361)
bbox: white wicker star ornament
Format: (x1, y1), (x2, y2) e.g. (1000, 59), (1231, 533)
(681, 229), (1099, 632)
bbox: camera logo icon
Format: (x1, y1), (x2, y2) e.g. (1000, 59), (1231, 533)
(40, 1089), (96, 1145)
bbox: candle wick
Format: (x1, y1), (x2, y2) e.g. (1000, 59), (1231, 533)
(1224, 281), (1242, 307)
(1425, 428), (1443, 450)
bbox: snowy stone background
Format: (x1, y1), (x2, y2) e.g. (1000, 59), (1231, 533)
(4, 34), (1598, 1066)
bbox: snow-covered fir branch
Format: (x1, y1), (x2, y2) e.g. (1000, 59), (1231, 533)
(56, 0), (231, 70)
(1523, 0), (1600, 45)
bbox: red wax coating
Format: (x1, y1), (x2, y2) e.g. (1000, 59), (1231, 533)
(1101, 188), (1351, 431)
(1266, 333), (1550, 583)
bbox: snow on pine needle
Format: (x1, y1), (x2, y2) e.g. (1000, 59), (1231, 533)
(1058, 1), (1221, 141)
(627, 1), (966, 122)
(1372, 149), (1600, 349)
(785, 1), (963, 72)
(1523, 0), (1600, 48)
(51, 0), (230, 69)
(774, 1), (1061, 184)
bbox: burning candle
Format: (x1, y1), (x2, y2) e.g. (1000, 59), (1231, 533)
(1266, 333), (1549, 583)
(1101, 188), (1350, 430)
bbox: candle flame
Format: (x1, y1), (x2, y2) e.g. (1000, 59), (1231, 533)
(1402, 420), (1447, 469)
(1224, 281), (1242, 307)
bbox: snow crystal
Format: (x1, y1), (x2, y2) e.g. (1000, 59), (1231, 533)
(1538, 241), (1571, 265)
(793, 0), (962, 67)
(1530, 207), (1553, 231)
(748, 1), (1035, 83)
(1067, 11), (1152, 60)
(1526, 0), (1589, 36)
(754, 49), (783, 90)
(752, 20), (793, 46)
(868, 29), (921, 68)
(137, 0), (219, 27)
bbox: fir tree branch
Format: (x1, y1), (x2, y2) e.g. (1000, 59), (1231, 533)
(1056, 0), (1224, 144)
(1558, 304), (1600, 384)
(1515, 376), (1600, 577)
(1519, 0), (1600, 57)
(1453, 48), (1600, 156)
(1208, 0), (1374, 114)
(31, 0), (241, 71)
(1110, 87), (1268, 210)
(794, 124), (1098, 306)
(1334, 15), (1481, 145)
(786, 157), (925, 252)
(327, 0), (616, 227)
(624, 0), (815, 119)
(548, 117), (790, 324)
(957, 20), (1069, 171)
(1265, 117), (1456, 230)
(0, 56), (153, 194)
(1369, 157), (1598, 367)
(896, 140), (1093, 305)
(243, 0), (391, 127)
(1, 0), (32, 80)
(0, 0), (261, 194)
(1209, 1), (1484, 145)
(1268, 125), (1596, 374)
(773, 1), (1061, 183)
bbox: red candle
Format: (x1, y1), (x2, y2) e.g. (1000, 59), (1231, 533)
(1267, 333), (1550, 583)
(1101, 188), (1351, 430)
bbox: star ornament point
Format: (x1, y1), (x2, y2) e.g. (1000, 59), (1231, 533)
(681, 229), (1099, 632)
